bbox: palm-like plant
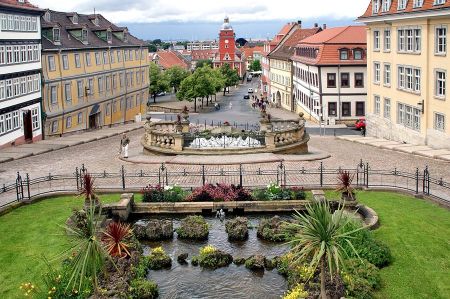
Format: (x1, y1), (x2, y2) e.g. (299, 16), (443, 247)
(282, 201), (362, 299)
(336, 170), (355, 201)
(63, 201), (110, 294)
(80, 173), (100, 207)
(102, 222), (132, 258)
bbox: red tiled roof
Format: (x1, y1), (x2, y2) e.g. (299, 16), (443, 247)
(292, 26), (367, 66)
(0, 0), (42, 11)
(242, 46), (263, 59)
(155, 50), (189, 70)
(191, 49), (217, 61)
(269, 26), (322, 60)
(359, 0), (450, 19)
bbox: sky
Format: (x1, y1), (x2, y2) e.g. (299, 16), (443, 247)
(32, 0), (369, 40)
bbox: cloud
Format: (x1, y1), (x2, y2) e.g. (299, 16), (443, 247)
(32, 0), (369, 24)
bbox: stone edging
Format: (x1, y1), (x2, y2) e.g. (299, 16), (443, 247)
(355, 204), (379, 230)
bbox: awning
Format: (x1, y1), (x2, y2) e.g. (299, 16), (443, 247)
(89, 103), (100, 116)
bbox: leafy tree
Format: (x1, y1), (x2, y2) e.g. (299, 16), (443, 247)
(165, 66), (190, 93)
(147, 44), (157, 52)
(152, 39), (162, 44)
(149, 62), (169, 103)
(177, 75), (198, 112)
(282, 201), (362, 299)
(249, 59), (262, 72)
(220, 63), (240, 95)
(196, 59), (213, 69)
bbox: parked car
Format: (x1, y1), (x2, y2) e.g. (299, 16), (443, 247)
(156, 91), (166, 97)
(248, 88), (253, 93)
(247, 75), (253, 82)
(355, 117), (366, 130)
(243, 94), (250, 99)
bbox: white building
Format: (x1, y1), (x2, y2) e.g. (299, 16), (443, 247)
(187, 40), (219, 52)
(292, 26), (368, 124)
(0, 0), (42, 147)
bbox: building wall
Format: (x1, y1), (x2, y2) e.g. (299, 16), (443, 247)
(269, 58), (292, 111)
(366, 16), (450, 148)
(42, 47), (149, 137)
(0, 8), (42, 147)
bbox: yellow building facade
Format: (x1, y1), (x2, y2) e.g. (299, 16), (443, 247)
(269, 58), (293, 111)
(41, 10), (149, 137)
(359, 1), (450, 149)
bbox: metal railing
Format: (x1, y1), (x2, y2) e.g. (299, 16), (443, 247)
(1, 160), (449, 208)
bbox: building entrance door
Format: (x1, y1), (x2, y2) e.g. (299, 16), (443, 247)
(89, 114), (99, 129)
(23, 110), (33, 142)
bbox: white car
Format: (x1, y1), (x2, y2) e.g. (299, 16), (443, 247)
(248, 88), (253, 93)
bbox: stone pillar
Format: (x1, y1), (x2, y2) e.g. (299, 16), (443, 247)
(173, 134), (184, 152)
(265, 132), (276, 149)
(181, 121), (190, 133)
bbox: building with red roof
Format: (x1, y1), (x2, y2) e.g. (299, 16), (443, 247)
(291, 26), (367, 123)
(358, 0), (450, 150)
(152, 50), (189, 71)
(268, 22), (322, 112)
(242, 45), (263, 71)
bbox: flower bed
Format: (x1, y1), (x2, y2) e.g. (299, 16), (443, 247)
(192, 245), (233, 269)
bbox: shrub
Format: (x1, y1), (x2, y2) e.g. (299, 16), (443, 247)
(252, 185), (306, 201)
(141, 185), (165, 202)
(163, 185), (186, 202)
(146, 246), (172, 270)
(186, 183), (253, 202)
(195, 245), (233, 269)
(176, 215), (209, 240)
(252, 189), (269, 201)
(340, 220), (392, 268)
(102, 221), (132, 258)
(290, 187), (306, 200)
(341, 258), (381, 299)
(129, 278), (158, 299)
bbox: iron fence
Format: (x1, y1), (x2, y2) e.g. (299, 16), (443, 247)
(1, 160), (449, 208)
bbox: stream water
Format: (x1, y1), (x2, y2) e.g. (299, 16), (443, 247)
(139, 214), (290, 299)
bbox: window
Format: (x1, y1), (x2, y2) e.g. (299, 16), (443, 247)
(106, 75), (111, 91)
(50, 86), (57, 104)
(434, 113), (445, 132)
(0, 81), (4, 100)
(398, 28), (421, 53)
(436, 70), (446, 97)
(62, 54), (69, 70)
(64, 83), (72, 103)
(0, 114), (4, 134)
(51, 121), (58, 133)
(31, 108), (40, 130)
(77, 112), (83, 124)
(85, 52), (91, 66)
(98, 77), (104, 93)
(340, 49), (348, 60)
(384, 29), (391, 51)
(53, 27), (60, 42)
(66, 116), (72, 128)
(374, 95), (381, 115)
(5, 113), (12, 131)
(374, 30), (380, 50)
(354, 49), (363, 60)
(384, 64), (391, 86)
(414, 29), (421, 52)
(117, 50), (122, 62)
(342, 102), (351, 117)
(382, 0), (391, 12)
(435, 26), (447, 54)
(76, 80), (83, 99)
(374, 62), (380, 83)
(398, 0), (408, 10)
(434, 0), (446, 5)
(373, 0), (380, 13)
(354, 73), (364, 88)
(327, 73), (336, 88)
(48, 55), (56, 71)
(74, 54), (81, 68)
(413, 0), (424, 7)
(328, 102), (337, 116)
(398, 65), (421, 92)
(341, 73), (350, 88)
(81, 29), (88, 43)
(95, 52), (101, 65)
(12, 111), (19, 129)
(384, 98), (391, 118)
(414, 69), (421, 91)
(107, 30), (112, 43)
(356, 102), (365, 116)
(397, 102), (421, 131)
(103, 51), (108, 64)
(110, 51), (115, 63)
(398, 29), (405, 51)
(119, 73), (125, 88)
(88, 78), (94, 95)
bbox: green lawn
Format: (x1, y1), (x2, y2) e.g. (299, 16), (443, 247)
(0, 191), (448, 298)
(357, 191), (450, 299)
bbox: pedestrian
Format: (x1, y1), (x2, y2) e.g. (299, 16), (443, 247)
(119, 133), (130, 158)
(229, 102), (232, 110)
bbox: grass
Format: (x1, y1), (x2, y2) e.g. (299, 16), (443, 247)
(357, 191), (450, 299)
(0, 191), (448, 298)
(0, 194), (121, 299)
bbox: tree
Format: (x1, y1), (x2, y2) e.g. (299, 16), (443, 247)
(165, 66), (190, 93)
(220, 63), (240, 95)
(249, 59), (262, 72)
(147, 44), (157, 52)
(149, 62), (169, 103)
(196, 59), (213, 69)
(282, 201), (362, 299)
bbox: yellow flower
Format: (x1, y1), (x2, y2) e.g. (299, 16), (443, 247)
(200, 245), (216, 256)
(152, 246), (165, 255)
(282, 284), (308, 299)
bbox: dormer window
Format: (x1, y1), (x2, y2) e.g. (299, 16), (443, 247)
(72, 13), (78, 24)
(123, 29), (128, 42)
(53, 27), (60, 43)
(398, 0), (408, 10)
(44, 11), (51, 22)
(18, 0), (25, 3)
(372, 0), (380, 14)
(82, 28), (88, 43)
(107, 29), (112, 43)
(382, 0), (391, 12)
(354, 49), (363, 60)
(339, 49), (349, 60)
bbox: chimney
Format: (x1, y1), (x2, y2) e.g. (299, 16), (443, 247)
(323, 24), (327, 29)
(314, 23), (318, 28)
(298, 20), (302, 28)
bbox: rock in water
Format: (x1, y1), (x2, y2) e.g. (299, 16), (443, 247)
(225, 217), (249, 241)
